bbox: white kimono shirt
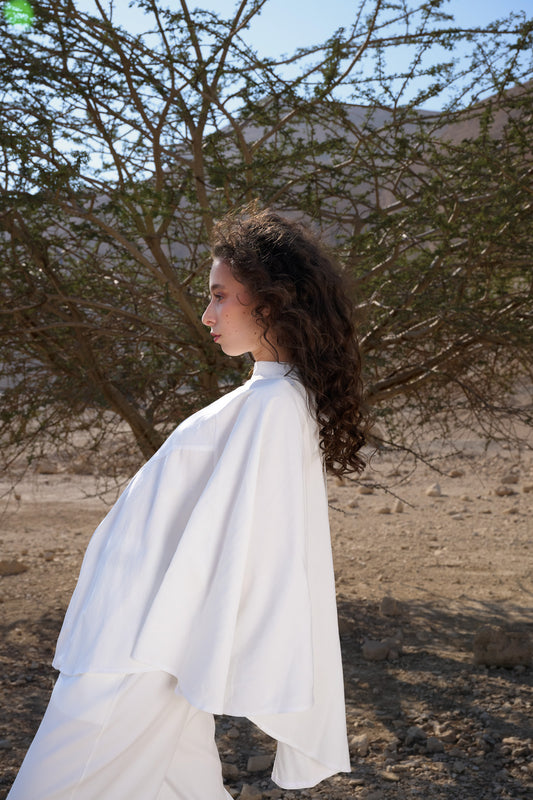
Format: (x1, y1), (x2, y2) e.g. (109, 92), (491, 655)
(53, 360), (351, 789)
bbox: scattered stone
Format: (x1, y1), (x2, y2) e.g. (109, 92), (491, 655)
(384, 737), (399, 756)
(362, 639), (390, 661)
(246, 754), (273, 772)
(349, 732), (370, 757)
(501, 472), (519, 484)
(377, 505), (391, 514)
(494, 485), (516, 497)
(362, 633), (402, 661)
(379, 768), (400, 782)
(222, 762), (240, 780)
(0, 738), (12, 750)
(425, 736), (445, 753)
(461, 495), (473, 502)
(434, 725), (457, 744)
(522, 484), (533, 493)
(448, 469), (464, 478)
(239, 785), (263, 800)
(380, 595), (402, 617)
(452, 760), (466, 774)
(227, 726), (240, 739)
(393, 499), (404, 513)
(338, 616), (353, 636)
(347, 498), (359, 508)
(503, 506), (519, 515)
(473, 625), (532, 667)
(0, 560), (28, 577)
(42, 550), (55, 562)
(358, 485), (374, 495)
(405, 726), (427, 746)
(426, 483), (441, 497)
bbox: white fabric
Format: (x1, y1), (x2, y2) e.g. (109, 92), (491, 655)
(7, 671), (231, 800)
(52, 361), (351, 787)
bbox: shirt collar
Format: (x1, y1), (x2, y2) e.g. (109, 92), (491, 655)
(251, 360), (293, 379)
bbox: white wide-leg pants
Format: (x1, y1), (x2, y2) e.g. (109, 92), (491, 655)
(7, 671), (232, 800)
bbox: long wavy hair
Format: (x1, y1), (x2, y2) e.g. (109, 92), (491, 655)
(210, 206), (367, 476)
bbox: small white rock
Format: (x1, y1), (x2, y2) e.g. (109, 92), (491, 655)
(349, 732), (370, 757)
(379, 769), (400, 782)
(362, 639), (390, 661)
(426, 483), (441, 497)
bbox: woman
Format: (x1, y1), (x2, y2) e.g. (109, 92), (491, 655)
(8, 207), (367, 800)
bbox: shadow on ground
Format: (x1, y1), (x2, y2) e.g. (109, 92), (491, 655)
(1, 598), (531, 799)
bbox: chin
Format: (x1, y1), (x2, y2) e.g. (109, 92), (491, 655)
(221, 347), (245, 357)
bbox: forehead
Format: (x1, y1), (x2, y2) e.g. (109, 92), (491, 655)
(209, 257), (243, 290)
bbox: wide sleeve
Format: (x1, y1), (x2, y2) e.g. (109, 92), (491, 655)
(131, 383), (315, 716)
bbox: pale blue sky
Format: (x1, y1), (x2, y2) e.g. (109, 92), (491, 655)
(73, 1), (532, 106)
(190, 0), (532, 56)
(44, 1), (533, 109)
(74, 1), (532, 52)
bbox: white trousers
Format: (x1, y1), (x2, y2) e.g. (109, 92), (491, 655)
(7, 671), (232, 800)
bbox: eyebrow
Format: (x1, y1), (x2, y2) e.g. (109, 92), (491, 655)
(209, 283), (226, 291)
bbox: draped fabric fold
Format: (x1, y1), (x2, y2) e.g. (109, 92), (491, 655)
(53, 361), (350, 788)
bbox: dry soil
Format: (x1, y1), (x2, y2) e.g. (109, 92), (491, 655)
(0, 437), (532, 800)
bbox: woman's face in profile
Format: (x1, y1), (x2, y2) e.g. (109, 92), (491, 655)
(202, 258), (275, 361)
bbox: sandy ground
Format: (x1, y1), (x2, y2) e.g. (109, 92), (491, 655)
(0, 436), (532, 799)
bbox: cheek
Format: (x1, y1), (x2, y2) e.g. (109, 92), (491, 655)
(241, 308), (260, 332)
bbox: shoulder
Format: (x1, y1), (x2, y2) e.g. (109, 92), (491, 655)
(154, 374), (311, 461)
(245, 374), (309, 418)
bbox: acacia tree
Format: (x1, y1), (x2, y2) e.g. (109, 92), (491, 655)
(0, 0), (532, 479)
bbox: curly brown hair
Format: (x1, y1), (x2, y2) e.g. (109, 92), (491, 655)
(210, 206), (367, 476)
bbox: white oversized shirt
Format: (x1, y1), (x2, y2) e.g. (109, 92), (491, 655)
(53, 360), (350, 788)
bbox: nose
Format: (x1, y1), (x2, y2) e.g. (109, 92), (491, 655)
(202, 299), (215, 327)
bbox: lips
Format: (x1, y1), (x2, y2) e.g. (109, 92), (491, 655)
(211, 333), (221, 343)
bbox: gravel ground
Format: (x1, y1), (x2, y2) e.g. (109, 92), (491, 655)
(1, 440), (532, 799)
